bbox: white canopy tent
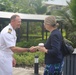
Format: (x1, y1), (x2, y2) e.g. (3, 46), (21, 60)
(0, 11), (50, 21)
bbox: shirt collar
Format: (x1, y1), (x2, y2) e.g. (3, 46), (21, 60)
(8, 24), (14, 30)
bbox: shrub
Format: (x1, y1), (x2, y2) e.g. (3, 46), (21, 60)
(68, 31), (76, 48)
(14, 39), (46, 67)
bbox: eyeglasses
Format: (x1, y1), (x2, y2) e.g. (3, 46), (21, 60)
(43, 23), (50, 26)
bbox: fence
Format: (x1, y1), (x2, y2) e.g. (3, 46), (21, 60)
(63, 49), (76, 75)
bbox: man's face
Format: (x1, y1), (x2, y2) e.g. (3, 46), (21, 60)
(13, 16), (21, 29)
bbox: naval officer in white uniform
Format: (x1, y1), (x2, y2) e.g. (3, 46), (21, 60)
(0, 15), (35, 75)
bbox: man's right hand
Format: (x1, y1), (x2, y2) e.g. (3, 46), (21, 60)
(29, 46), (37, 52)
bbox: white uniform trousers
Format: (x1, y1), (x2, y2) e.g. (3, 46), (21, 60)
(0, 51), (13, 75)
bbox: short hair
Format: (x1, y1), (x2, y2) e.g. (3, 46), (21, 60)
(10, 14), (20, 21)
(44, 16), (57, 27)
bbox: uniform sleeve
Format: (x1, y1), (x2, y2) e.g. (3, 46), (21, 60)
(2, 33), (16, 48)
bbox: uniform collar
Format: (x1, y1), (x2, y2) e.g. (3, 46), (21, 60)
(8, 24), (14, 30)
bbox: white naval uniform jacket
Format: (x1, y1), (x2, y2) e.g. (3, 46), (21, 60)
(0, 24), (17, 75)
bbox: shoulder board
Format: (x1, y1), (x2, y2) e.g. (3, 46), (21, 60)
(8, 28), (12, 34)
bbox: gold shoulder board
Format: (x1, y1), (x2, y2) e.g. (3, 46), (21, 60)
(8, 28), (12, 34)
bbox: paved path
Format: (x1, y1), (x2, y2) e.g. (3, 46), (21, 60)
(13, 67), (44, 75)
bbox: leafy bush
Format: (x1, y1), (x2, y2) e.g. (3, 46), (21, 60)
(14, 39), (46, 67)
(68, 31), (76, 48)
(16, 39), (46, 47)
(14, 52), (44, 67)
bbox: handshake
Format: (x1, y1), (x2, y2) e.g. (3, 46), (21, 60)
(29, 43), (47, 53)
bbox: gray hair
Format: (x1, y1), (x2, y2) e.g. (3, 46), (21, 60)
(44, 16), (57, 27)
(10, 14), (20, 21)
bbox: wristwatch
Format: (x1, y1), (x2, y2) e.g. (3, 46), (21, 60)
(27, 48), (30, 52)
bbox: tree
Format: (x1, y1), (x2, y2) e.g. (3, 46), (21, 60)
(68, 0), (76, 47)
(69, 0), (76, 26)
(0, 0), (47, 14)
(30, 0), (47, 14)
(0, 0), (13, 11)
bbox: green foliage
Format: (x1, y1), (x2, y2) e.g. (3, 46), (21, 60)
(68, 31), (76, 48)
(0, 0), (47, 14)
(20, 22), (43, 41)
(52, 4), (76, 44)
(69, 0), (76, 26)
(14, 39), (46, 67)
(16, 39), (46, 48)
(14, 52), (44, 67)
(0, 0), (13, 11)
(62, 29), (66, 38)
